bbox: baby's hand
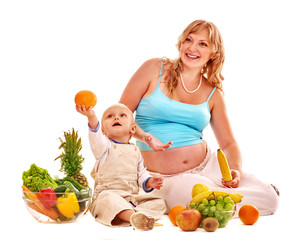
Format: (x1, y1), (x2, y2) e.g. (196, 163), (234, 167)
(144, 133), (172, 151)
(76, 105), (98, 130)
(146, 176), (163, 190)
(75, 105), (95, 118)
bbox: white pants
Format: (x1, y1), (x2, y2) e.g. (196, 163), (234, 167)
(149, 147), (279, 217)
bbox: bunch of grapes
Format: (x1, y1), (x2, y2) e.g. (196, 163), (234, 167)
(189, 195), (235, 228)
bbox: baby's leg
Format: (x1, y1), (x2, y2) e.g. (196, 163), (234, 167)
(114, 209), (134, 223)
(90, 191), (134, 226)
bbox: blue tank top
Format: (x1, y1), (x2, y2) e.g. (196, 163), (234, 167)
(135, 60), (216, 150)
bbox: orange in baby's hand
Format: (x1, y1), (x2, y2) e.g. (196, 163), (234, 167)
(238, 204), (259, 225)
(168, 206), (186, 226)
(75, 90), (97, 109)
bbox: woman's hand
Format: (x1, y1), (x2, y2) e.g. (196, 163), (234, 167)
(222, 169), (241, 188)
(143, 132), (172, 151)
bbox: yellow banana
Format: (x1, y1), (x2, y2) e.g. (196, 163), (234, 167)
(190, 190), (243, 204)
(232, 192), (244, 199)
(217, 149), (232, 182)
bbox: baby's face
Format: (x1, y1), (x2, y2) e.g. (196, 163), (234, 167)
(101, 105), (135, 141)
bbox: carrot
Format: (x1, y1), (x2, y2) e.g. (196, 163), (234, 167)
(27, 202), (45, 215)
(22, 186), (59, 220)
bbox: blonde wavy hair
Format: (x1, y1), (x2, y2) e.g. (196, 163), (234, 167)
(165, 20), (225, 94)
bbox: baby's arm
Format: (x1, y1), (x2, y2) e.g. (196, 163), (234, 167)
(145, 177), (163, 190)
(138, 154), (163, 192)
(76, 105), (109, 160)
(75, 105), (99, 129)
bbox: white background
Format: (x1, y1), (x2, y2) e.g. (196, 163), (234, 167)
(1, 0), (286, 239)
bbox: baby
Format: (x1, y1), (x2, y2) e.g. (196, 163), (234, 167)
(76, 103), (166, 230)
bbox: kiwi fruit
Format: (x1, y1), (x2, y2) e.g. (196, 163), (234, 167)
(202, 217), (219, 232)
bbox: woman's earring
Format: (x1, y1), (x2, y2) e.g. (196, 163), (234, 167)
(201, 64), (207, 74)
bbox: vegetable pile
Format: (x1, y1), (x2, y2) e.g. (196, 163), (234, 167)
(22, 164), (91, 222)
(22, 164), (58, 192)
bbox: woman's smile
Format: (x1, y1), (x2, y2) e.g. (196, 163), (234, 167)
(180, 29), (212, 69)
(185, 53), (200, 60)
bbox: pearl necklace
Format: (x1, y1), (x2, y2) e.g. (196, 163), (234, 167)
(180, 73), (202, 94)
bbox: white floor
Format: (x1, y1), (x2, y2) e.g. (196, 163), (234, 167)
(5, 199), (285, 240)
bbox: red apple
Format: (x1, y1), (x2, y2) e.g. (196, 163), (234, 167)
(175, 209), (201, 231)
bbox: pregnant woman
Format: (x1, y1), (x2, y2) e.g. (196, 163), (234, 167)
(119, 19), (279, 216)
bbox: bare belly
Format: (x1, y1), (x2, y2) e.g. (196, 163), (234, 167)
(141, 142), (207, 175)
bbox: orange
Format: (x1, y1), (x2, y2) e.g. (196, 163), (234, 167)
(238, 204), (259, 225)
(75, 90), (97, 109)
(168, 206), (186, 226)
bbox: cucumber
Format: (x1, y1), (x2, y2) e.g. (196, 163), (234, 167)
(62, 177), (83, 191)
(79, 188), (90, 199)
(54, 185), (68, 193)
(63, 181), (80, 198)
(54, 177), (83, 191)
(54, 185), (68, 197)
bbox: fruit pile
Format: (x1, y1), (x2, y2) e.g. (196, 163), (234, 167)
(189, 195), (235, 228)
(189, 184), (243, 228)
(168, 183), (248, 232)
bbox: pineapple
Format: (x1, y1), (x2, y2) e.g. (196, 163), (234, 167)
(72, 172), (89, 187)
(55, 128), (89, 187)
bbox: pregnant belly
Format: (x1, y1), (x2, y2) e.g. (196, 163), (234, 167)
(141, 141), (207, 175)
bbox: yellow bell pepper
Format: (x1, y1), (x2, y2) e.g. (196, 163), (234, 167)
(56, 192), (79, 218)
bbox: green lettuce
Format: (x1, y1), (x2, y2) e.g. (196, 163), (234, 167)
(22, 164), (58, 192)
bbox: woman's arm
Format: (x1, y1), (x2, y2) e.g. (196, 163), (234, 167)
(120, 58), (172, 151)
(120, 59), (155, 140)
(210, 90), (242, 188)
(120, 58), (159, 112)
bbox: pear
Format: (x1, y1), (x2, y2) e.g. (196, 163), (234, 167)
(192, 184), (210, 198)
